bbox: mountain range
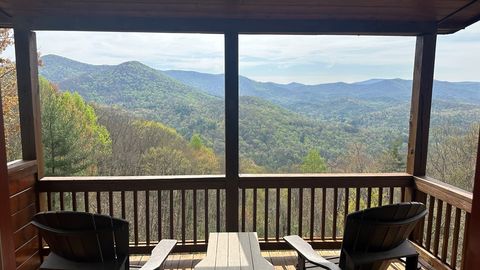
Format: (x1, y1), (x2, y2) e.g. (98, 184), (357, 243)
(38, 54), (480, 171)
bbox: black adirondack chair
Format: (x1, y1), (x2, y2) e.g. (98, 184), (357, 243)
(284, 202), (427, 270)
(32, 211), (177, 270)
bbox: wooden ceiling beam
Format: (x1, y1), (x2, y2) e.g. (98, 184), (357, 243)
(12, 16), (437, 35)
(437, 0), (480, 33)
(0, 8), (12, 28)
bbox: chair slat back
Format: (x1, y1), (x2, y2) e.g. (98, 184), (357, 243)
(340, 202), (427, 270)
(33, 211), (129, 263)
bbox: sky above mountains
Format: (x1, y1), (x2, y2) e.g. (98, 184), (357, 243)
(4, 22), (480, 84)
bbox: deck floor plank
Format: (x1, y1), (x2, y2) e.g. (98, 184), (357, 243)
(132, 250), (428, 270)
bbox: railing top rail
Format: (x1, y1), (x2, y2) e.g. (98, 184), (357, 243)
(240, 173), (412, 188)
(7, 159), (37, 180)
(41, 175), (225, 181)
(38, 173), (413, 191)
(240, 173), (411, 178)
(38, 176), (227, 192)
(414, 176), (472, 213)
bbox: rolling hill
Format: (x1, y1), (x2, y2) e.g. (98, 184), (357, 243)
(39, 54), (480, 171)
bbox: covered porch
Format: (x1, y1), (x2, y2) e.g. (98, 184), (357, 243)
(0, 1), (480, 270)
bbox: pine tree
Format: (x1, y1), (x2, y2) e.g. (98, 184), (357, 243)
(190, 133), (203, 150)
(40, 77), (111, 176)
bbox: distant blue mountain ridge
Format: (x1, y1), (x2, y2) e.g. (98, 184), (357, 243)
(37, 54), (480, 170)
(39, 53), (480, 130)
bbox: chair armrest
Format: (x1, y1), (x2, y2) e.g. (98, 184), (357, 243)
(139, 239), (177, 270)
(283, 235), (340, 270)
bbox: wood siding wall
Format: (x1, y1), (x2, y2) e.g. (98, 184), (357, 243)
(7, 28), (43, 270)
(8, 161), (40, 270)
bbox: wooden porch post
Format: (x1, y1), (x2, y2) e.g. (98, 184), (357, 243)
(407, 33), (436, 242)
(224, 32), (239, 232)
(0, 85), (16, 270)
(13, 28), (44, 267)
(464, 131), (480, 270)
(407, 33), (436, 177)
(14, 29), (44, 176)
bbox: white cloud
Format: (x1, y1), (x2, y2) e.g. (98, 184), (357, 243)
(35, 31), (225, 73)
(2, 22), (479, 84)
(435, 23), (480, 82)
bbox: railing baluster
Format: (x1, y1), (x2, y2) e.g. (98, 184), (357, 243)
(193, 189), (197, 244)
(216, 189), (220, 232)
(84, 192), (89, 212)
(425, 196), (435, 250)
(333, 188), (338, 240)
(96, 192), (101, 214)
(401, 187), (406, 202)
(378, 187), (383, 206)
(433, 199), (443, 256)
(158, 189), (162, 242)
(367, 187), (372, 208)
(133, 191), (138, 246)
(241, 188), (246, 232)
(310, 188), (315, 241)
(355, 187), (360, 211)
(389, 187), (394, 204)
(451, 208), (461, 269)
(276, 188), (280, 241)
(253, 188), (257, 232)
(170, 189), (174, 239)
(441, 203), (452, 262)
(344, 188), (349, 223)
(47, 192), (52, 211)
(146, 190), (150, 246)
(182, 189), (186, 244)
(60, 192), (64, 210)
(321, 188), (326, 240)
(108, 191), (113, 217)
(265, 188), (269, 241)
(298, 188), (303, 238)
(121, 191), (125, 219)
(287, 188), (291, 236)
(204, 189), (209, 242)
(72, 192), (77, 211)
(461, 213), (470, 270)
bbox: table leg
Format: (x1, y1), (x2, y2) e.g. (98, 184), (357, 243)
(296, 253), (306, 270)
(406, 255), (419, 270)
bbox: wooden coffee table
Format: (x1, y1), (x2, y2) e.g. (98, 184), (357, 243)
(194, 232), (273, 270)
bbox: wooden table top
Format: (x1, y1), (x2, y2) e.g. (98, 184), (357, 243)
(194, 232), (274, 270)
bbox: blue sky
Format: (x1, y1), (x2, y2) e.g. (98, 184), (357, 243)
(4, 22), (480, 84)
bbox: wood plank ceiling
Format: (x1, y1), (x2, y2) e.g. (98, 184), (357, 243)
(0, 0), (479, 34)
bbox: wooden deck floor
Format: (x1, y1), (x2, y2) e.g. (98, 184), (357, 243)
(130, 250), (418, 270)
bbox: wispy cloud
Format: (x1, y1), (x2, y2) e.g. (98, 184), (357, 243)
(2, 22), (479, 84)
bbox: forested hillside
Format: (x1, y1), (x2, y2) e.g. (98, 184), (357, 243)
(33, 54), (480, 189)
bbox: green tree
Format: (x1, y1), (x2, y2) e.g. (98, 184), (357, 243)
(301, 149), (327, 173)
(0, 29), (22, 161)
(141, 146), (192, 175)
(40, 77), (111, 176)
(190, 133), (203, 150)
(427, 123), (479, 191)
(378, 138), (406, 172)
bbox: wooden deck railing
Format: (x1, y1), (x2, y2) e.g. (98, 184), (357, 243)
(36, 174), (472, 269)
(238, 174), (411, 249)
(412, 176), (472, 270)
(37, 176), (227, 253)
(37, 174), (411, 251)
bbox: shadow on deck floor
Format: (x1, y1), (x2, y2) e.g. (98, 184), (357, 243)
(130, 250), (428, 270)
